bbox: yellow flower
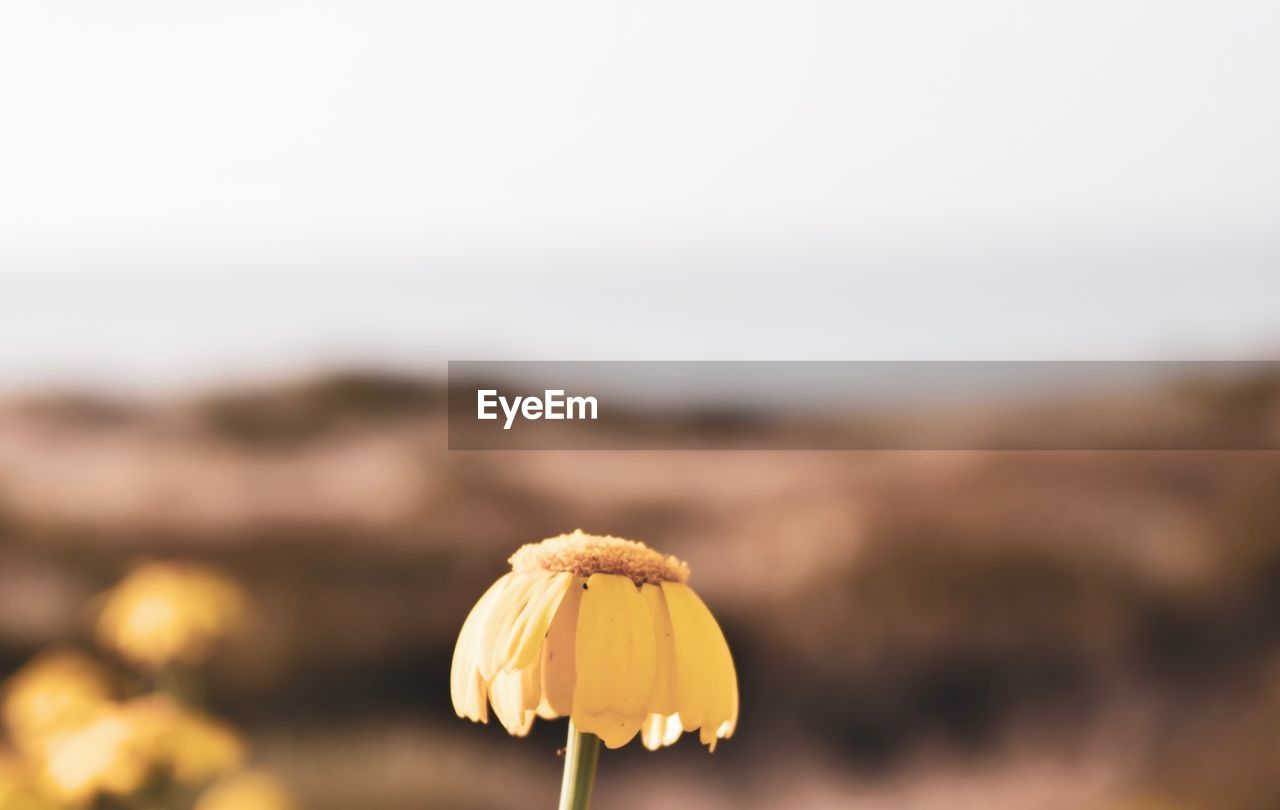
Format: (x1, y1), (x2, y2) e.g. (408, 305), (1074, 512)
(34, 703), (151, 804)
(95, 562), (247, 668)
(21, 694), (245, 804)
(0, 750), (58, 810)
(121, 695), (247, 784)
(195, 770), (296, 810)
(2, 648), (114, 756)
(451, 530), (738, 750)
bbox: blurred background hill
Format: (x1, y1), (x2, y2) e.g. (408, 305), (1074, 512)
(2, 368), (1280, 809)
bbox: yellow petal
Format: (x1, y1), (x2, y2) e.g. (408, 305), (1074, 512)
(539, 577), (584, 717)
(489, 647), (544, 735)
(641, 712), (684, 751)
(520, 654), (542, 714)
(450, 573), (511, 721)
(641, 584), (679, 717)
(661, 582), (710, 733)
(489, 670), (535, 736)
(497, 572), (573, 674)
(701, 610), (738, 748)
(661, 581), (737, 747)
(535, 701), (560, 720)
(478, 572), (549, 681)
(572, 574), (656, 749)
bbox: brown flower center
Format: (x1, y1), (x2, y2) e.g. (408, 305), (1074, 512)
(508, 530), (690, 585)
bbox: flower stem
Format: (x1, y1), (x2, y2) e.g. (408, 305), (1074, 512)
(558, 720), (601, 810)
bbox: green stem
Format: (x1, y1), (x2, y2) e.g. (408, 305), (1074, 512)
(558, 720), (601, 810)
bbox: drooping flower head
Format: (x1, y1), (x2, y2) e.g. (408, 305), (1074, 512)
(451, 530), (738, 750)
(94, 563), (247, 669)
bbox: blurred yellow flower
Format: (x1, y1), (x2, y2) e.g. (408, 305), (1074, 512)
(195, 769), (296, 810)
(34, 703), (151, 804)
(2, 648), (114, 756)
(24, 693), (245, 804)
(95, 562), (247, 668)
(123, 694), (247, 784)
(451, 530), (739, 750)
(0, 751), (58, 810)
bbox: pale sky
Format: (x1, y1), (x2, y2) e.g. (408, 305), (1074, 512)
(1, 1), (1278, 390)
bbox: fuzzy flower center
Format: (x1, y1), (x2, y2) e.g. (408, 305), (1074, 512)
(508, 530), (690, 585)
